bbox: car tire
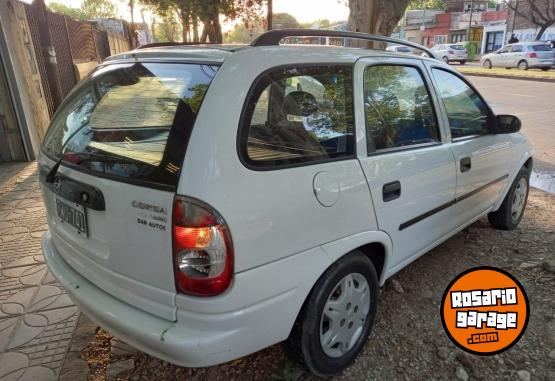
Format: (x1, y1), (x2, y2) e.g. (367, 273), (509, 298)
(442, 56), (449, 63)
(460, 60), (466, 65)
(483, 59), (492, 69)
(540, 67), (550, 71)
(488, 167), (530, 231)
(518, 60), (529, 70)
(287, 251), (378, 377)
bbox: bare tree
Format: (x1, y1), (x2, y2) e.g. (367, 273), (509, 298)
(505, 0), (555, 40)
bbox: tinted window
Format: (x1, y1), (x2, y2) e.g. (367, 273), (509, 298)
(432, 68), (490, 139)
(364, 65), (439, 152)
(42, 63), (217, 188)
(531, 44), (551, 51)
(241, 65), (354, 167)
(397, 47), (412, 53)
(512, 45), (523, 52)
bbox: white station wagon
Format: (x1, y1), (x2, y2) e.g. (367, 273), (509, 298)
(39, 30), (533, 376)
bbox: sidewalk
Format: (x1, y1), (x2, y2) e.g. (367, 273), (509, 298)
(0, 162), (79, 381)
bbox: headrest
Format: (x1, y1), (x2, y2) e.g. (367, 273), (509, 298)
(283, 91), (318, 117)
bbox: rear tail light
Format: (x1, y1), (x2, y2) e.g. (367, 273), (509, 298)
(464, 48), (468, 53)
(528, 52), (537, 58)
(448, 49), (454, 54)
(172, 196), (233, 296)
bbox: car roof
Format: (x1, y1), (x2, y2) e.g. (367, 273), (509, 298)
(103, 44), (428, 65)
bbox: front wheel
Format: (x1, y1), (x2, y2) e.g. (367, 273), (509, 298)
(483, 59), (492, 69)
(488, 167), (530, 230)
(443, 56), (449, 64)
(459, 60), (466, 65)
(287, 251), (378, 377)
(540, 67), (550, 71)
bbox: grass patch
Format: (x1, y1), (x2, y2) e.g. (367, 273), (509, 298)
(457, 65), (555, 79)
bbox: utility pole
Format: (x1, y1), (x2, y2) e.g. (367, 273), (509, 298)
(267, 0), (273, 31)
(466, 0), (474, 41)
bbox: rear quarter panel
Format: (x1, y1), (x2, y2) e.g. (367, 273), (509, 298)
(178, 47), (379, 272)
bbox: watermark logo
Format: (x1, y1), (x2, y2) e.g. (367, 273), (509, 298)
(440, 267), (529, 355)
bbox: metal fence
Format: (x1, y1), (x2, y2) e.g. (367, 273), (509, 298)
(22, 2), (134, 116)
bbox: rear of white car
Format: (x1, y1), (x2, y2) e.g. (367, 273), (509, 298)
(39, 44), (379, 368)
(431, 43), (468, 64)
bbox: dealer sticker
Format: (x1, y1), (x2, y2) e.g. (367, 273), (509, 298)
(440, 266), (529, 355)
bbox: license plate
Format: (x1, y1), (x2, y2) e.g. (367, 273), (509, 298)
(56, 198), (88, 237)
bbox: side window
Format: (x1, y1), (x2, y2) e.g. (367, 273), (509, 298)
(363, 65), (440, 153)
(241, 65), (354, 167)
(512, 45), (523, 52)
(431, 68), (490, 139)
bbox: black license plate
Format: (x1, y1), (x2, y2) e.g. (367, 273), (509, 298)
(56, 198), (88, 237)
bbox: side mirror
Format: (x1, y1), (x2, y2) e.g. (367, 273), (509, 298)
(494, 114), (521, 134)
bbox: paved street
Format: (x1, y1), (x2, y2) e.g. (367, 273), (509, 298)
(468, 76), (555, 172)
(0, 163), (79, 381)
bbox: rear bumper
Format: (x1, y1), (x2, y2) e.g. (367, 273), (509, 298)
(42, 231), (330, 367)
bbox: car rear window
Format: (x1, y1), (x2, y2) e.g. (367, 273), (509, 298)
(449, 45), (465, 50)
(41, 62), (218, 189)
(397, 47), (412, 52)
(531, 44), (551, 51)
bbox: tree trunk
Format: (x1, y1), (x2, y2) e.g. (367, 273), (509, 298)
(178, 10), (189, 43)
(535, 24), (549, 40)
(193, 17), (199, 42)
(212, 16), (223, 43)
(347, 0), (410, 47)
(200, 19), (209, 43)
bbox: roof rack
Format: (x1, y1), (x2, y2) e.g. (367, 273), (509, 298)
(136, 41), (218, 50)
(251, 29), (433, 57)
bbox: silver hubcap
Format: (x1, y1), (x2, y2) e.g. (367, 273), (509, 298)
(511, 178), (527, 220)
(320, 273), (370, 358)
(519, 62), (527, 69)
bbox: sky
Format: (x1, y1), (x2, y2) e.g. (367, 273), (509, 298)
(45, 0), (350, 26)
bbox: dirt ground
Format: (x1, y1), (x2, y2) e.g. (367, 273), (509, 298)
(77, 189), (555, 381)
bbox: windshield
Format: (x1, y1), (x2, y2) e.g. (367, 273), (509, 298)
(42, 62), (218, 189)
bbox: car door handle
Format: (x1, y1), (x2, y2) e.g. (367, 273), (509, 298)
(460, 157), (472, 173)
(383, 181), (401, 202)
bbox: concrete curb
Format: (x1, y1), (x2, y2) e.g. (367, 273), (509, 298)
(461, 72), (555, 83)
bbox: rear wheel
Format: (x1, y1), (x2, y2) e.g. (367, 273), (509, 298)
(518, 60), (529, 70)
(488, 167), (530, 230)
(460, 60), (466, 65)
(540, 67), (550, 71)
(483, 59), (492, 69)
(287, 251), (378, 377)
(443, 56), (449, 64)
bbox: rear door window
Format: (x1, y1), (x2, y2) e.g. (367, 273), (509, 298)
(364, 65), (440, 152)
(531, 44), (551, 51)
(42, 62), (218, 189)
(240, 65), (354, 168)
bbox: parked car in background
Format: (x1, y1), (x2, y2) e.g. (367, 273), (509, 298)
(39, 29), (532, 377)
(386, 45), (413, 54)
(428, 43), (468, 64)
(481, 41), (553, 71)
(549, 40), (555, 64)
